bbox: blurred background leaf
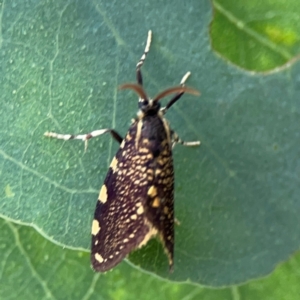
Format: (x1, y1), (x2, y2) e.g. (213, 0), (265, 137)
(1, 218), (300, 300)
(211, 0), (300, 71)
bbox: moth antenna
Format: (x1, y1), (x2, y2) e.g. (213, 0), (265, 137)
(119, 83), (148, 100)
(153, 86), (200, 103)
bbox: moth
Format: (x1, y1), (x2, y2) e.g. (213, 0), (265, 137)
(45, 30), (200, 272)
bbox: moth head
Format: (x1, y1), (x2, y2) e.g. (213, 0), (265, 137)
(119, 83), (200, 116)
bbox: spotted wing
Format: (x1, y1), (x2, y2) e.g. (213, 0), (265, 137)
(143, 139), (175, 271)
(91, 124), (159, 272)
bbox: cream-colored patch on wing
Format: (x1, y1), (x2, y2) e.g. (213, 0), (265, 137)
(138, 223), (158, 248)
(120, 139), (126, 149)
(139, 147), (149, 153)
(155, 169), (161, 176)
(135, 120), (143, 149)
(147, 185), (157, 197)
(109, 156), (118, 172)
(152, 197), (160, 207)
(137, 205), (144, 215)
(91, 219), (101, 235)
(95, 253), (104, 263)
(98, 185), (108, 203)
(131, 214), (137, 220)
(125, 132), (133, 143)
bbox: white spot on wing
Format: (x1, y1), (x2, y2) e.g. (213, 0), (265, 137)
(98, 185), (108, 203)
(131, 214), (137, 220)
(91, 220), (101, 235)
(95, 253), (104, 263)
(137, 206), (144, 215)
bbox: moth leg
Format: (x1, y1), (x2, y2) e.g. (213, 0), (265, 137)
(161, 72), (191, 113)
(171, 131), (200, 148)
(136, 30), (152, 85)
(44, 129), (123, 151)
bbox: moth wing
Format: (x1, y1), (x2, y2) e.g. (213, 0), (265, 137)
(144, 140), (175, 270)
(91, 133), (157, 272)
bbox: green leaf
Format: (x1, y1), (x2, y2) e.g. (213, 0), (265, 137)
(211, 0), (300, 71)
(1, 218), (300, 300)
(0, 218), (201, 300)
(1, 0), (300, 286)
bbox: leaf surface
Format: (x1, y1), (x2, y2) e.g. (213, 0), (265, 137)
(0, 0), (299, 286)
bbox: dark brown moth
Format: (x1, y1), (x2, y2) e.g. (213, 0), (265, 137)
(44, 30), (200, 272)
